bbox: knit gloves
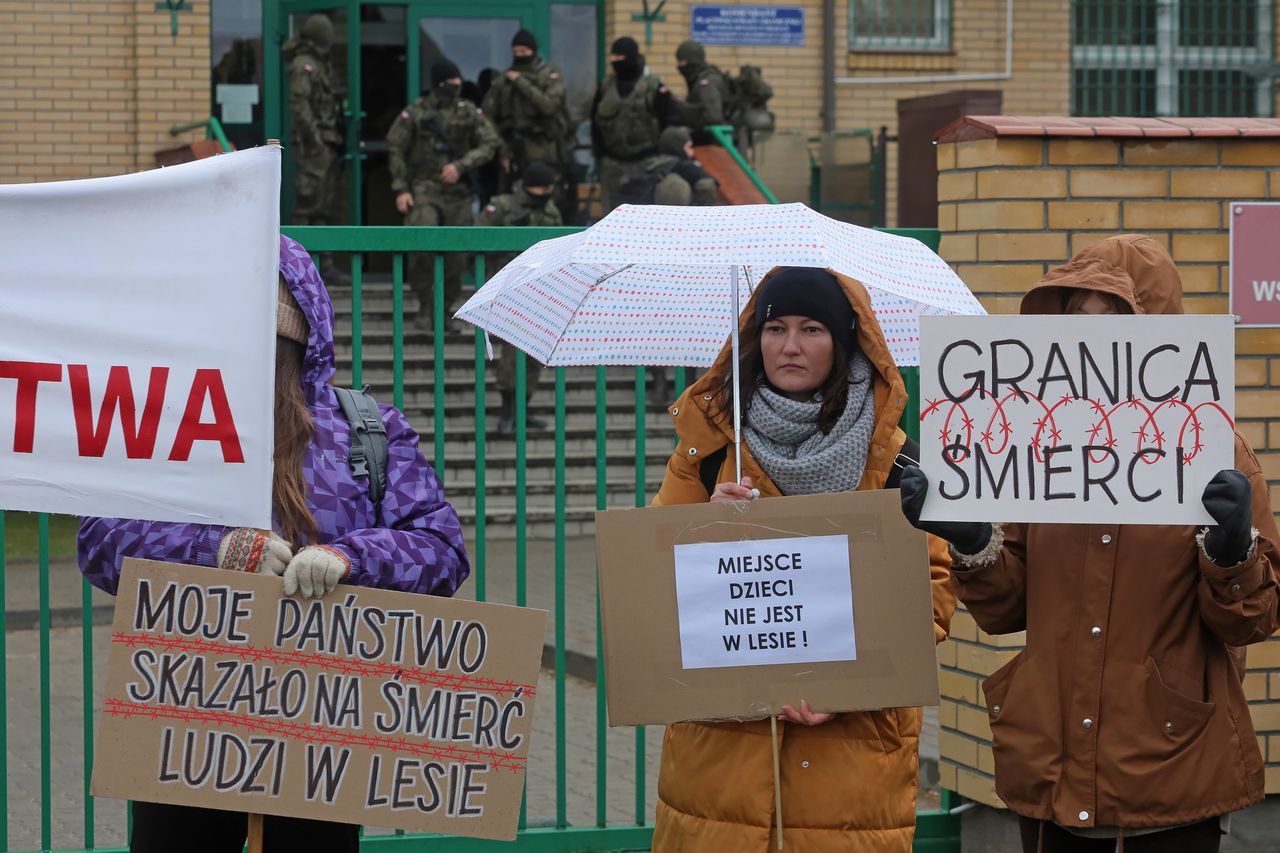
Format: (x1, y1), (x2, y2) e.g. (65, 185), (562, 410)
(899, 466), (993, 557)
(216, 530), (351, 599)
(283, 546), (351, 599)
(216, 529), (293, 576)
(1201, 470), (1255, 567)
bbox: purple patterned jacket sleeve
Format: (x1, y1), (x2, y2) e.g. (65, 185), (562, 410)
(325, 405), (470, 596)
(77, 518), (230, 595)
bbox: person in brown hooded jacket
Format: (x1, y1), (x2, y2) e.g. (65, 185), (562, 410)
(901, 235), (1280, 853)
(652, 266), (955, 852)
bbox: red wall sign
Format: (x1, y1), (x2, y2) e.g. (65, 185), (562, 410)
(1231, 202), (1280, 327)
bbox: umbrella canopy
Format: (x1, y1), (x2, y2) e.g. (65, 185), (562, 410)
(455, 202), (985, 368)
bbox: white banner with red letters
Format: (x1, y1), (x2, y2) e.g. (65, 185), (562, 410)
(0, 147), (280, 527)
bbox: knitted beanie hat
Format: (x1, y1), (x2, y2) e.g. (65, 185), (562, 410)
(611, 36), (639, 58)
(512, 29), (538, 50)
(521, 161), (558, 188)
(658, 126), (692, 157)
(277, 278), (309, 344)
(676, 39), (706, 65)
(431, 60), (461, 87)
(754, 268), (857, 355)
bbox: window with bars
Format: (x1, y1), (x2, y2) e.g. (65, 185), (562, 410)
(1071, 0), (1275, 116)
(849, 0), (952, 51)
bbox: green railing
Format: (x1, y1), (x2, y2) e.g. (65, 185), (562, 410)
(808, 128), (886, 228)
(0, 224), (952, 853)
(168, 117), (235, 153)
(705, 125), (781, 204)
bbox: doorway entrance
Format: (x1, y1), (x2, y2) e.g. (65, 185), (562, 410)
(264, 0), (599, 226)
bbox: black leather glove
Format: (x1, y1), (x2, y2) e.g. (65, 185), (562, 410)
(1202, 469), (1253, 566)
(899, 465), (993, 556)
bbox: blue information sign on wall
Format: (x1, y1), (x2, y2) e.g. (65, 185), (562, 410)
(690, 5), (805, 47)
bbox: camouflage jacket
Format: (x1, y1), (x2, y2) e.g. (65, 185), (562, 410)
(642, 154), (718, 206)
(285, 42), (341, 148)
(477, 191), (563, 228)
(591, 74), (664, 161)
(670, 65), (729, 129)
(386, 90), (500, 196)
(481, 58), (569, 155)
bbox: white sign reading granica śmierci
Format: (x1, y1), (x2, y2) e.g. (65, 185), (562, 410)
(673, 534), (855, 670)
(919, 315), (1235, 526)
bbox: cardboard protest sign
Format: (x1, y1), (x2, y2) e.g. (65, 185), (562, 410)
(919, 315), (1235, 526)
(0, 148), (279, 527)
(596, 489), (940, 726)
(92, 559), (546, 840)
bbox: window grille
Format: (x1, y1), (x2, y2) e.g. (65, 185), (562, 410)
(1071, 0), (1275, 116)
(850, 0), (952, 52)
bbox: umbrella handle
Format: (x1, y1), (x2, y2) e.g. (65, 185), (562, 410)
(731, 265), (744, 485)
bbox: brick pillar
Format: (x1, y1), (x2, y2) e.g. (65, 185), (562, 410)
(934, 118), (1280, 806)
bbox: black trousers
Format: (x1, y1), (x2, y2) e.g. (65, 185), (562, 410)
(129, 802), (360, 853)
(1018, 816), (1221, 853)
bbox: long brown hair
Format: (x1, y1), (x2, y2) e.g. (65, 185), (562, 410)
(274, 336), (318, 546)
(711, 320), (854, 435)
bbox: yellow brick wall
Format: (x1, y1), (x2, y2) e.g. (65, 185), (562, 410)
(935, 133), (1280, 806)
(605, 0), (1070, 225)
(0, 0), (209, 184)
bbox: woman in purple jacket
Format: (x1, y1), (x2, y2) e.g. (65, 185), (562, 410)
(78, 236), (470, 852)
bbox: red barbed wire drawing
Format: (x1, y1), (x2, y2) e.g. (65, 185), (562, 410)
(921, 389), (1233, 465)
(102, 699), (528, 773)
(111, 632), (536, 699)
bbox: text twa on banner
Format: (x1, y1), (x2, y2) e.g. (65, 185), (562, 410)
(0, 148), (280, 527)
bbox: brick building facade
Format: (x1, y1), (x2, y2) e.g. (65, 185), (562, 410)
(0, 0), (210, 183)
(3, 0), (1278, 224)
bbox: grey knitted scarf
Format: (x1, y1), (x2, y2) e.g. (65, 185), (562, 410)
(743, 351), (877, 496)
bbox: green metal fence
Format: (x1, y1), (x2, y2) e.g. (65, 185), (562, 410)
(0, 224), (953, 852)
(1071, 0), (1276, 117)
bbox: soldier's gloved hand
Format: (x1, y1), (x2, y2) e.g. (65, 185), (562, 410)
(283, 546), (350, 599)
(395, 192), (414, 215)
(216, 529), (293, 576)
(899, 466), (993, 556)
(1202, 469), (1254, 566)
(656, 85), (673, 113)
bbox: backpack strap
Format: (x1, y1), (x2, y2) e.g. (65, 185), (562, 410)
(335, 386), (389, 505)
(698, 445), (729, 498)
(886, 436), (919, 490)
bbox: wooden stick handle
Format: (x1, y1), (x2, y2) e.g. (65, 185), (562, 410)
(771, 715), (784, 850)
(247, 812), (265, 853)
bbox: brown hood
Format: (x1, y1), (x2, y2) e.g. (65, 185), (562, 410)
(669, 267), (908, 486)
(1021, 234), (1184, 316)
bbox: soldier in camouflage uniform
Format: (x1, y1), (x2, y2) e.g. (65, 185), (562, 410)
(284, 13), (350, 285)
(482, 30), (571, 211)
(591, 36), (673, 213)
(669, 39), (732, 144)
(648, 126), (719, 206)
(476, 162), (561, 433)
(386, 60), (499, 330)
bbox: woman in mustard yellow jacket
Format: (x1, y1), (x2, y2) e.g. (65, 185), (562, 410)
(651, 266), (955, 852)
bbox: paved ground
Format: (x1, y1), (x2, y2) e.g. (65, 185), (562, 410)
(1, 542), (938, 851)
